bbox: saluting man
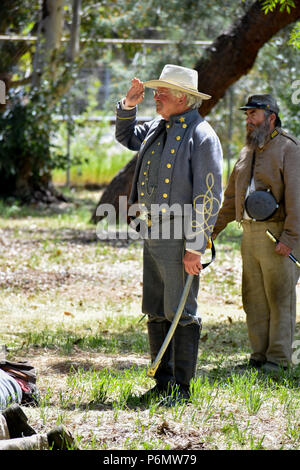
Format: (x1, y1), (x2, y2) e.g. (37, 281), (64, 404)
(115, 64), (223, 403)
(212, 94), (300, 373)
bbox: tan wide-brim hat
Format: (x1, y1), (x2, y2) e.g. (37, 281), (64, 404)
(143, 64), (211, 100)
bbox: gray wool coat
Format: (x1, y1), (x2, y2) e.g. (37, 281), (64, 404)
(115, 102), (223, 253)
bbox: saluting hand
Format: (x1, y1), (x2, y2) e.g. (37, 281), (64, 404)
(125, 78), (145, 107)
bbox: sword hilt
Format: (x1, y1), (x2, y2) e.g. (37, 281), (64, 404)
(266, 230), (277, 244)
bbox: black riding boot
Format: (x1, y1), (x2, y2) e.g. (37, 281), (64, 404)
(172, 322), (201, 402)
(142, 320), (175, 400)
(2, 404), (36, 438)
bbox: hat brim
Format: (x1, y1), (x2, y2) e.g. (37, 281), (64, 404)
(143, 79), (211, 100)
(240, 105), (278, 114)
(239, 105), (259, 110)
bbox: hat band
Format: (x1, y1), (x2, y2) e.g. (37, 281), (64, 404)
(159, 79), (198, 93)
(241, 101), (278, 114)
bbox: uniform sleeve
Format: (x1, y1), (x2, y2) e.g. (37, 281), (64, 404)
(279, 141), (300, 249)
(115, 101), (152, 151)
(185, 133), (223, 253)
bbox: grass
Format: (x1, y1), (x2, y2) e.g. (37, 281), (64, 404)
(0, 187), (299, 451)
(51, 121), (135, 186)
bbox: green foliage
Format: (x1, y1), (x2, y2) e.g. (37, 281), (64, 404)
(260, 0), (300, 49)
(1, 0), (299, 194)
(261, 0), (296, 14)
(52, 77), (134, 185)
(0, 89), (68, 193)
(289, 21), (300, 49)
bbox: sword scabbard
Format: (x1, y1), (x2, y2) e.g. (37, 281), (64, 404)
(146, 274), (194, 379)
(147, 361), (160, 378)
(145, 241), (216, 380)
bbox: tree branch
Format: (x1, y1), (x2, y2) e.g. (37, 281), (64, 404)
(197, 0), (300, 116)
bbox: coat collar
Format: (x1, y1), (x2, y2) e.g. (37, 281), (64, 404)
(167, 108), (201, 127)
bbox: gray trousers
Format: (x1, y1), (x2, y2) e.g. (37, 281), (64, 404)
(241, 220), (300, 366)
(142, 236), (201, 326)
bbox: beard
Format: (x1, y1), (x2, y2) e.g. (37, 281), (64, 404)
(246, 117), (271, 149)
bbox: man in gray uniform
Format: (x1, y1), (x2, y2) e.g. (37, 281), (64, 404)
(116, 64), (223, 402)
(213, 94), (300, 372)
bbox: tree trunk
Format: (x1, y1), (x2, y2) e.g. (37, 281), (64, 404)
(32, 0), (64, 87)
(92, 0), (300, 222)
(196, 0), (300, 116)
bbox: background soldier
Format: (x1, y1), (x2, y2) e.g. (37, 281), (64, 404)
(213, 94), (300, 373)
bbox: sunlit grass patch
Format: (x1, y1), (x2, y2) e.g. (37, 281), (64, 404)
(20, 322), (148, 355)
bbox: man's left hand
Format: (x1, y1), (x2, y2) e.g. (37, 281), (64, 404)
(183, 251), (203, 275)
(275, 241), (292, 257)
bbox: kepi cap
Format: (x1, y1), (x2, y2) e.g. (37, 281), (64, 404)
(240, 94), (279, 115)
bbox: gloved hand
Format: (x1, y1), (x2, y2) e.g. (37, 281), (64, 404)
(275, 241), (292, 257)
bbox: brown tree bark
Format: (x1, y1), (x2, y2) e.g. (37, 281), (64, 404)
(196, 0), (300, 116)
(92, 0), (300, 222)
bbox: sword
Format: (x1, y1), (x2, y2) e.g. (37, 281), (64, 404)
(266, 230), (300, 268)
(147, 239), (215, 378)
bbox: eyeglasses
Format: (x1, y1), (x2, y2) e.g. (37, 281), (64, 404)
(152, 89), (169, 99)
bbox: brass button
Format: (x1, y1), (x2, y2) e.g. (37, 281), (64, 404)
(163, 193), (168, 198)
(157, 142), (161, 146)
(171, 149), (175, 154)
(166, 124), (170, 129)
(141, 182), (145, 186)
(182, 124), (187, 128)
(166, 163), (172, 168)
(141, 192), (144, 196)
(161, 208), (166, 213)
(151, 151), (155, 154)
(147, 160), (151, 164)
(176, 136), (181, 141)
(165, 178), (170, 183)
